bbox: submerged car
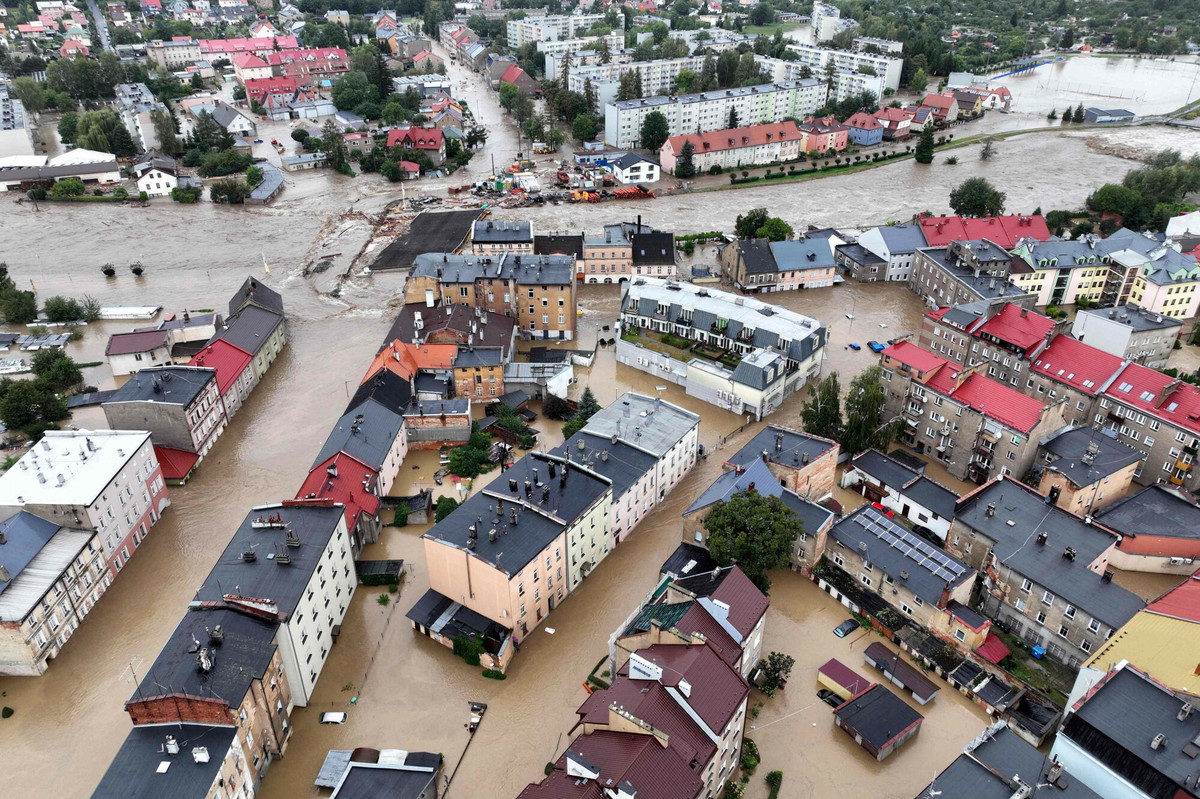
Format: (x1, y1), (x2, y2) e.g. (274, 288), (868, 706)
(868, 340), (886, 353)
(834, 619), (859, 638)
(319, 712), (347, 724)
(818, 689), (842, 708)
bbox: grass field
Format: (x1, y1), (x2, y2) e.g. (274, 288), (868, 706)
(742, 21), (806, 35)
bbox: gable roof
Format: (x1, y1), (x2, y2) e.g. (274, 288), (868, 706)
(844, 111), (882, 130)
(918, 214), (1051, 248)
(188, 339), (253, 395)
(1030, 335), (1124, 397)
(835, 683), (923, 750)
(229, 276), (284, 316)
(1095, 485), (1200, 543)
(0, 513), (91, 621)
(663, 121), (805, 156)
(386, 126), (445, 150)
(519, 730), (702, 799)
(315, 399), (405, 471)
(106, 329), (168, 356)
(725, 423), (836, 470)
(298, 451), (382, 529)
(213, 304), (283, 357)
(974, 303), (1055, 356)
(1039, 426), (1145, 488)
(1103, 361), (1200, 436)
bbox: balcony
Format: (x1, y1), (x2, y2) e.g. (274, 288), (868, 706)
(1177, 460), (1193, 473)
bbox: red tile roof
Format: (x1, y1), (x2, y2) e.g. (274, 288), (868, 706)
(927, 367), (1047, 434)
(232, 52), (268, 69)
(709, 566), (768, 638)
(363, 340), (457, 383)
(629, 643), (750, 733)
(519, 730), (702, 799)
(975, 303), (1055, 356)
(1104, 362), (1200, 435)
(1030, 335), (1125, 396)
(1146, 574), (1200, 623)
(106, 330), (168, 356)
(664, 121), (804, 156)
(386, 127), (445, 150)
(881, 340), (948, 375)
(297, 451), (382, 529)
(154, 446), (199, 481)
(676, 604), (741, 665)
(975, 633), (1011, 665)
(577, 677), (707, 767)
(198, 35), (298, 53)
(499, 63), (527, 84)
(918, 214), (1052, 247)
(818, 658), (871, 697)
(873, 107), (909, 123)
(245, 76), (299, 98)
(844, 112), (882, 130)
(188, 339), (253, 395)
(921, 93), (956, 111)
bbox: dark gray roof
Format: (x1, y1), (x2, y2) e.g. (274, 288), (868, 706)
(726, 424), (836, 470)
(550, 431), (657, 501)
(405, 398), (470, 416)
(132, 607), (278, 708)
(777, 490), (834, 534)
(0, 512), (64, 600)
(1063, 666), (1200, 798)
(421, 451), (611, 574)
(955, 479), (1146, 626)
(384, 303), (515, 354)
(875, 224), (927, 253)
(415, 373), (450, 397)
(853, 448), (961, 521)
(92, 724), (237, 799)
(851, 449), (921, 490)
(1096, 485), (1200, 541)
(836, 242), (885, 266)
(105, 366), (215, 407)
(193, 504), (347, 618)
(405, 587), (510, 640)
(660, 542), (720, 579)
(1077, 305), (1184, 332)
(941, 299), (990, 328)
(729, 349), (784, 390)
(610, 152), (657, 170)
(947, 599), (987, 629)
(685, 458), (780, 515)
(632, 232), (675, 266)
(347, 370), (413, 416)
(331, 763), (440, 799)
(314, 400), (405, 472)
(454, 347), (504, 368)
(534, 234), (584, 259)
(830, 506), (973, 605)
(834, 683), (923, 749)
(905, 477), (959, 521)
(229, 276), (284, 317)
(919, 723), (1103, 799)
(472, 220), (532, 243)
(771, 238), (836, 271)
(1039, 426), (1145, 488)
(919, 246), (1029, 300)
(412, 252), (574, 286)
(213, 305), (283, 356)
(737, 240), (777, 275)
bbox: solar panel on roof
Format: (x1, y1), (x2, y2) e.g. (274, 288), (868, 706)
(854, 508), (965, 584)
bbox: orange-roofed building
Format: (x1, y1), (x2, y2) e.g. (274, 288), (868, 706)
(233, 52), (272, 82)
(659, 121), (808, 175)
(362, 340), (458, 385)
(189, 339), (256, 420)
(59, 38), (88, 58)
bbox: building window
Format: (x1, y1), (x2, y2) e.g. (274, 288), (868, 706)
(1021, 579), (1031, 594)
(1058, 625), (1070, 639)
(1036, 611), (1047, 625)
(900, 603), (913, 616)
(860, 574), (872, 587)
(954, 629), (966, 642)
(833, 552), (844, 567)
(1080, 639), (1092, 653)
(1042, 591), (1054, 606)
(1064, 605), (1076, 619)
(913, 596), (923, 607)
(1088, 618), (1101, 633)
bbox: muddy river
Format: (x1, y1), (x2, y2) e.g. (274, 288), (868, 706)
(1, 58), (1198, 796)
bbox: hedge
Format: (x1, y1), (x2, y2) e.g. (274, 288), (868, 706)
(482, 669), (507, 680)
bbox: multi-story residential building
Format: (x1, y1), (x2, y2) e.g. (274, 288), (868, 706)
(536, 31), (624, 60)
(93, 723), (257, 799)
(149, 37), (202, 68)
(470, 220), (534, 254)
(841, 449), (959, 542)
(215, 276), (288, 381)
(387, 301), (517, 357)
(0, 512), (107, 676)
(577, 221), (675, 283)
(0, 85), (35, 158)
(755, 53), (888, 101)
(631, 230), (677, 278)
(1036, 426), (1144, 514)
(777, 42), (898, 91)
(560, 392), (700, 542)
(103, 366), (227, 477)
(920, 720), (1102, 799)
(618, 277), (826, 419)
(834, 239), (888, 281)
(297, 451), (383, 558)
(918, 299), (1053, 388)
(1051, 662), (1200, 799)
(909, 238), (1028, 307)
(452, 347), (504, 400)
(1025, 335), (1125, 427)
(1010, 228), (1200, 317)
(723, 423), (839, 501)
(853, 36), (903, 54)
(267, 47), (350, 81)
(1071, 305), (1182, 368)
(520, 730), (702, 799)
(197, 35), (298, 60)
(408, 252), (578, 340)
(575, 644), (750, 798)
(949, 477), (1146, 667)
(114, 83), (167, 152)
(410, 451), (612, 667)
(316, 389), (408, 496)
(659, 121), (808, 174)
(880, 341), (1069, 483)
(0, 430), (170, 579)
(506, 13), (605, 47)
(604, 80), (827, 150)
(843, 111), (884, 145)
(918, 214), (1051, 249)
(125, 606), (292, 785)
(856, 224), (926, 282)
(188, 339), (257, 421)
(1096, 485), (1200, 574)
(567, 55), (706, 107)
(192, 502), (354, 707)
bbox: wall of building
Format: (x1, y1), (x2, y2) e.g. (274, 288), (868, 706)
(405, 411), (471, 449)
(1049, 735), (1149, 799)
(615, 339), (687, 386)
(1038, 463), (1137, 516)
(454, 363), (504, 400)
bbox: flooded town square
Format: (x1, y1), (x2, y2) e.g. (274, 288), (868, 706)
(1, 46), (1200, 798)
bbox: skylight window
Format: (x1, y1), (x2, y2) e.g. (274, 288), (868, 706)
(1140, 391), (1156, 402)
(1118, 382), (1134, 393)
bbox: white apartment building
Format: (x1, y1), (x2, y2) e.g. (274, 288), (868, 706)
(192, 502), (356, 708)
(506, 13), (604, 47)
(536, 31), (624, 59)
(0, 430), (171, 580)
(568, 56), (706, 108)
(755, 53), (888, 102)
(604, 80), (827, 149)
(114, 83), (167, 152)
(812, 1), (858, 42)
(853, 36), (903, 54)
(0, 512), (108, 676)
(780, 42), (902, 93)
(0, 86), (35, 158)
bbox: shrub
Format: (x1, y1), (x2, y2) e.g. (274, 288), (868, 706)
(945, 156), (959, 165)
(722, 780), (744, 799)
(113, 187), (129, 199)
(482, 669), (507, 680)
(376, 593), (390, 605)
(766, 772), (783, 789)
(740, 738), (760, 773)
(545, 763), (555, 776)
(708, 164), (723, 175)
(138, 191), (148, 202)
(92, 188), (104, 196)
(453, 635), (485, 666)
(388, 582), (399, 593)
(172, 185), (201, 204)
(435, 495), (461, 521)
(1, 706), (12, 719)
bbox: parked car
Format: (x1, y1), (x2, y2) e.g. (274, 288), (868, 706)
(868, 340), (885, 353)
(848, 343), (861, 351)
(319, 712), (347, 724)
(817, 689), (842, 708)
(834, 619), (859, 638)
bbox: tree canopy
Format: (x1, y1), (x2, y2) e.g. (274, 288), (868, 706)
(704, 491), (803, 593)
(841, 367), (903, 456)
(801, 372), (843, 443)
(949, 177), (1007, 217)
(639, 111), (669, 151)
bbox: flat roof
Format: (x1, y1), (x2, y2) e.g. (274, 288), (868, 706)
(551, 431), (658, 502)
(1095, 485), (1200, 541)
(1039, 426), (1145, 488)
(581, 392), (698, 458)
(0, 430), (151, 507)
(92, 724), (237, 799)
(105, 366), (215, 407)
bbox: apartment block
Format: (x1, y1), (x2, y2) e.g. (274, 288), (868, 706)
(755, 53), (888, 101)
(909, 240), (1033, 306)
(1071, 305), (1182, 368)
(1025, 335), (1124, 427)
(918, 300), (1054, 390)
(470, 219), (534, 255)
(0, 85), (35, 158)
(567, 56), (706, 107)
(1096, 487), (1200, 574)
(604, 80), (827, 150)
(536, 31), (624, 59)
(408, 252), (578, 341)
(659, 121), (808, 174)
(0, 430), (170, 579)
(1036, 426), (1143, 514)
(506, 13), (605, 47)
(114, 82), (167, 152)
(93, 724), (256, 799)
(149, 37), (202, 68)
(0, 512), (107, 676)
(841, 449), (959, 542)
(778, 42), (899, 91)
(949, 477), (1146, 667)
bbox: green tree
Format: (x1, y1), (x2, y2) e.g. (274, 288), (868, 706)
(107, 124), (138, 157)
(30, 349), (82, 392)
(949, 177), (1007, 217)
(150, 109), (179, 155)
(757, 651), (795, 696)
(640, 111), (669, 151)
(1072, 103), (1085, 123)
(841, 366), (902, 456)
(11, 76), (44, 113)
(1088, 184), (1141, 219)
(755, 217), (793, 241)
(728, 107), (739, 129)
(572, 113), (598, 142)
(980, 139), (996, 161)
(914, 125), (935, 164)
(562, 387), (601, 438)
(735, 208), (769, 239)
(435, 496), (460, 522)
(0, 266), (37, 325)
(322, 118), (348, 170)
(616, 70), (642, 100)
(909, 68), (927, 93)
(58, 111), (79, 143)
(331, 71), (380, 112)
(704, 492), (803, 593)
(50, 178), (86, 198)
(800, 372), (843, 443)
(675, 140), (696, 178)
